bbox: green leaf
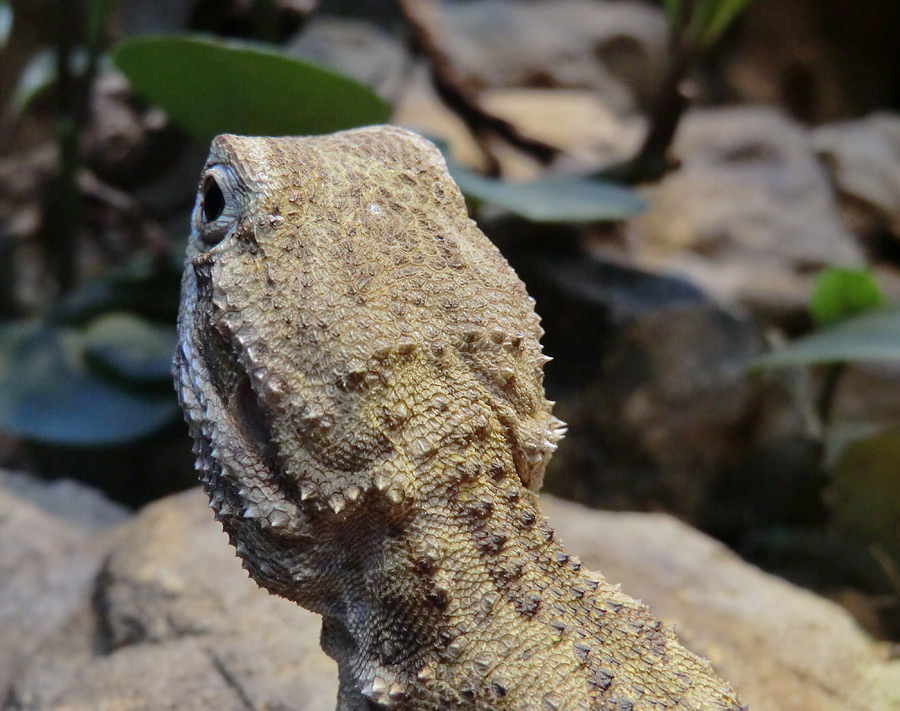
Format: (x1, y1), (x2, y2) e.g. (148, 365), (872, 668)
(752, 305), (900, 369)
(0, 1), (13, 51)
(112, 34), (392, 142)
(0, 320), (178, 445)
(699, 0), (756, 46)
(661, 0), (683, 28)
(809, 267), (886, 328)
(448, 164), (645, 224)
(52, 252), (182, 326)
(82, 312), (177, 390)
(828, 425), (900, 552)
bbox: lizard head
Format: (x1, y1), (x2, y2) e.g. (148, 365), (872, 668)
(174, 126), (564, 596)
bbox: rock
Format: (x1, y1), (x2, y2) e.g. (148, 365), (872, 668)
(440, 0), (669, 115)
(0, 470), (127, 702)
(6, 487), (336, 711)
(287, 15), (408, 102)
(721, 0), (900, 123)
(4, 472), (899, 710)
(625, 107), (864, 323)
(541, 497), (900, 711)
(487, 234), (817, 530)
(812, 113), (900, 241)
(548, 299), (816, 526)
(394, 82), (644, 178)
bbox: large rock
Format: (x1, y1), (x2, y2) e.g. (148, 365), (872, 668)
(812, 113), (900, 242)
(625, 107), (864, 323)
(3, 473), (899, 711)
(440, 0), (668, 114)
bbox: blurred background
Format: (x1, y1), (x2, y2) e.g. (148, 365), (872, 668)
(1, 0), (899, 648)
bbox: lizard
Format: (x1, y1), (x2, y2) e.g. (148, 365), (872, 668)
(173, 125), (746, 711)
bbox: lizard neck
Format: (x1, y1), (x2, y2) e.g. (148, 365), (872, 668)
(315, 450), (622, 709)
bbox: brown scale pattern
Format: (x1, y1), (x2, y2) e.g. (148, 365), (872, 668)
(174, 125), (746, 711)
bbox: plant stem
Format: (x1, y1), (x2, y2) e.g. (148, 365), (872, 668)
(595, 36), (699, 185)
(816, 363), (845, 432)
(45, 0), (82, 293)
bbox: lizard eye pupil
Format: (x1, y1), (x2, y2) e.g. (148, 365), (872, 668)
(193, 164), (241, 249)
(203, 178), (226, 222)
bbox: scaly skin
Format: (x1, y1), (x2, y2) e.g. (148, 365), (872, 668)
(174, 125), (745, 711)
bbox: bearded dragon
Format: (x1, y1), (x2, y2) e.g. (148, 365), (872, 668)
(174, 125), (745, 711)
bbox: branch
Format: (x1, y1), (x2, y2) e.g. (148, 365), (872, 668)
(396, 0), (558, 174)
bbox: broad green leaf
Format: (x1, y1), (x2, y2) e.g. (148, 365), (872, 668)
(448, 164), (645, 223)
(828, 425), (900, 551)
(53, 252), (182, 326)
(0, 1), (12, 51)
(0, 320), (178, 445)
(112, 35), (391, 142)
(809, 267), (885, 328)
(700, 0), (756, 46)
(662, 0), (683, 28)
(82, 312), (176, 389)
(752, 305), (900, 369)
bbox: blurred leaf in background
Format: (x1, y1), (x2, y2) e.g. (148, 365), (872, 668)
(662, 0), (756, 47)
(0, 0), (12, 51)
(449, 162), (646, 224)
(828, 425), (900, 589)
(753, 270), (895, 369)
(112, 35), (392, 142)
(809, 267), (887, 328)
(0, 316), (177, 445)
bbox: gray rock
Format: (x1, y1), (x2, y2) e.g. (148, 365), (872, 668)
(812, 113), (900, 240)
(7, 488), (336, 711)
(288, 16), (409, 102)
(440, 0), (668, 115)
(626, 107), (864, 322)
(542, 497), (900, 711)
(542, 297), (816, 528)
(0, 470), (127, 700)
(4, 473), (899, 711)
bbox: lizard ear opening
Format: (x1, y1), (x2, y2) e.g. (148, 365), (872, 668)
(192, 164), (241, 248)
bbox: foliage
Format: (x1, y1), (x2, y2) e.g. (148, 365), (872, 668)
(112, 35), (391, 142)
(752, 271), (894, 369)
(753, 267), (900, 578)
(0, 316), (178, 445)
(662, 0), (757, 47)
(0, 0), (12, 51)
(448, 163), (646, 224)
(613, 0), (758, 184)
(809, 267), (886, 328)
(828, 426), (900, 587)
(0, 256), (182, 444)
(753, 305), (900, 369)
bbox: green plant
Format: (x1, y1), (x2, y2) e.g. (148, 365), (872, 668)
(0, 27), (392, 446)
(603, 0), (758, 183)
(112, 35), (392, 142)
(446, 158), (645, 224)
(753, 267), (900, 581)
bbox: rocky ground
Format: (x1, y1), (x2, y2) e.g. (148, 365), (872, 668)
(2, 1), (900, 707)
(2, 469), (898, 711)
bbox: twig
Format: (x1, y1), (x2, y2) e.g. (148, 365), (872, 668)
(396, 0), (558, 175)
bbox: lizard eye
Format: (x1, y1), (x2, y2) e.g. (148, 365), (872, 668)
(192, 164), (241, 248)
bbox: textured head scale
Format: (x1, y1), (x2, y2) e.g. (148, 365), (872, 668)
(176, 126), (563, 534)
